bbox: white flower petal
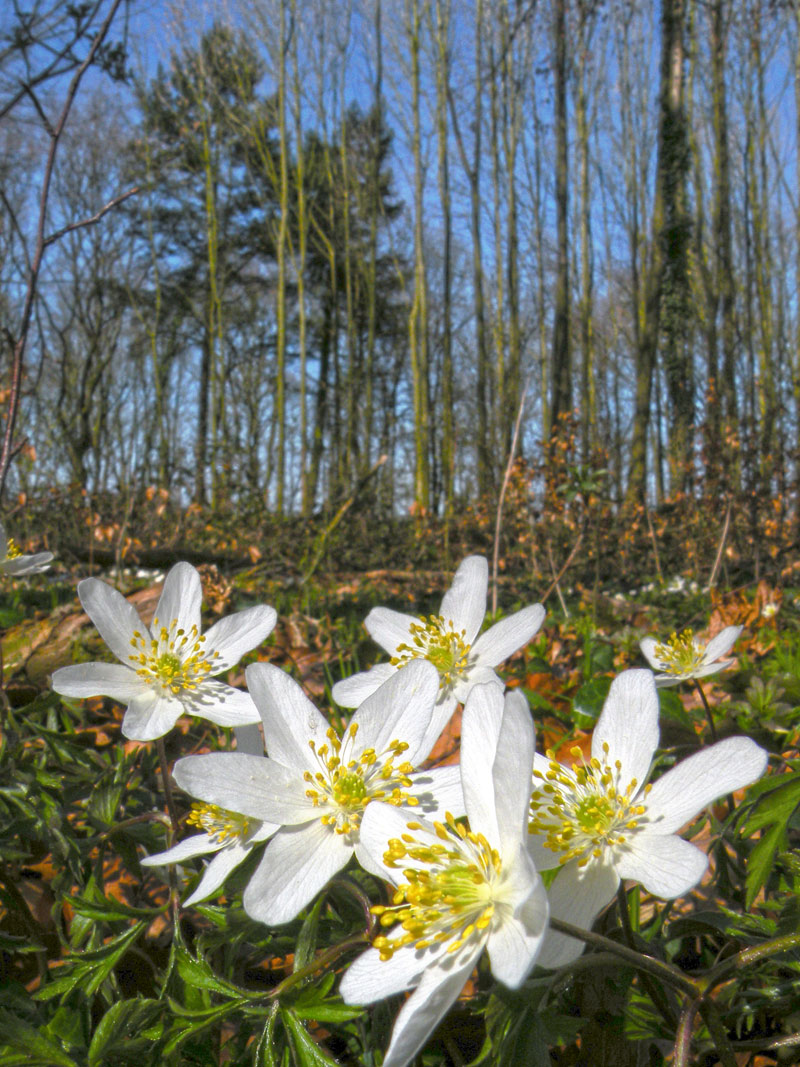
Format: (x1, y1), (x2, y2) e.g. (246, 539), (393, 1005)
(439, 555), (487, 643)
(460, 684), (505, 843)
(141, 834), (222, 866)
(245, 663), (330, 771)
(121, 691), (181, 741)
(416, 694), (459, 757)
(173, 752), (310, 824)
(51, 662), (147, 702)
(407, 765), (465, 818)
(78, 578), (143, 666)
(352, 659), (439, 759)
(471, 604), (545, 667)
(591, 669), (659, 786)
(189, 681), (260, 727)
(184, 839), (255, 905)
(692, 659), (735, 679)
(537, 859), (620, 969)
(703, 625), (743, 664)
(381, 949), (481, 1067)
(203, 605), (277, 672)
(153, 562), (201, 633)
(243, 820), (353, 925)
(3, 551), (53, 574)
(340, 943), (433, 1004)
(615, 834), (708, 898)
(451, 666), (502, 704)
(644, 736), (768, 834)
(331, 664), (396, 708)
(486, 869), (548, 988)
(492, 690), (535, 852)
(234, 723), (264, 755)
(357, 802), (426, 885)
(653, 673), (681, 688)
(639, 637), (661, 670)
(365, 607), (418, 656)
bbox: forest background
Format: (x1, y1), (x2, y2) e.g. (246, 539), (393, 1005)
(2, 0), (799, 584)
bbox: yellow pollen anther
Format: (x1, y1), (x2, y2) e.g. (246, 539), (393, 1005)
(372, 814), (501, 961)
(653, 629), (705, 677)
(5, 538), (21, 559)
(528, 746), (649, 868)
(130, 618), (216, 696)
(186, 802), (250, 844)
(390, 615), (473, 694)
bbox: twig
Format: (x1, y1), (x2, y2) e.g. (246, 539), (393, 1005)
(0, 0), (126, 498)
(645, 507), (664, 586)
(541, 530), (584, 613)
(492, 381), (529, 616)
(673, 998), (700, 1067)
(707, 500), (732, 591)
(43, 186), (140, 247)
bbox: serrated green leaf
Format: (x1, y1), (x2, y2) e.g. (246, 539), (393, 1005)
(741, 773), (800, 907)
(0, 1008), (79, 1066)
(87, 999), (162, 1066)
(255, 1003), (281, 1067)
(174, 943), (250, 1000)
(294, 895), (324, 972)
(281, 1009), (340, 1066)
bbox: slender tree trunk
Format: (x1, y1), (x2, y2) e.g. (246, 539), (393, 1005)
(550, 0), (571, 440)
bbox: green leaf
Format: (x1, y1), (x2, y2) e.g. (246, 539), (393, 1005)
(87, 999), (163, 1066)
(572, 677), (611, 728)
(254, 1003), (282, 1067)
(281, 1009), (341, 1067)
(0, 1008), (79, 1066)
(174, 942), (251, 1000)
(741, 772), (800, 907)
(657, 688), (694, 731)
(294, 895), (324, 973)
(34, 922), (146, 1001)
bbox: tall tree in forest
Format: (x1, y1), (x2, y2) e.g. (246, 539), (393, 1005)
(550, 0), (571, 442)
(659, 0), (693, 493)
(131, 25), (268, 505)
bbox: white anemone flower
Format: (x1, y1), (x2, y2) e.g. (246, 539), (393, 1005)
(332, 555), (545, 753)
(640, 625), (743, 687)
(141, 726), (279, 905)
(51, 562), (277, 742)
(0, 523), (53, 575)
(171, 659), (464, 926)
(340, 685), (548, 1067)
(528, 669), (768, 968)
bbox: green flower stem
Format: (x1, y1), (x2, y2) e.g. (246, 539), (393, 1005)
(156, 735), (180, 835)
(616, 884), (678, 1029)
(673, 998), (700, 1067)
(548, 917), (699, 998)
(693, 679), (718, 743)
(697, 999), (737, 1067)
(265, 932), (370, 1000)
(703, 930), (800, 993)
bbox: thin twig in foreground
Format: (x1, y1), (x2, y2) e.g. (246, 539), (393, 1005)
(491, 380), (529, 616)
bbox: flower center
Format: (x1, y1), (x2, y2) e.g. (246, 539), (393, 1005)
(5, 538), (21, 560)
(371, 812), (500, 961)
(528, 743), (650, 868)
(303, 723), (417, 836)
(653, 629), (705, 677)
(390, 615), (473, 694)
(130, 616), (217, 696)
(186, 802), (250, 844)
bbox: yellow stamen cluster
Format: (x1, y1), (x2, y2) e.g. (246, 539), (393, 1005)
(303, 723), (416, 836)
(529, 743), (650, 867)
(653, 629), (705, 677)
(187, 802), (250, 844)
(390, 615), (473, 693)
(5, 538), (21, 560)
(371, 812), (501, 961)
(130, 617), (217, 696)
